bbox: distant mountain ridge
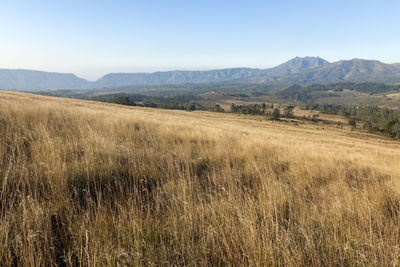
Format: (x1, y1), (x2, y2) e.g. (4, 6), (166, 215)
(243, 58), (400, 84)
(266, 56), (330, 75)
(0, 69), (88, 90)
(1, 57), (400, 91)
(94, 57), (331, 87)
(93, 68), (269, 87)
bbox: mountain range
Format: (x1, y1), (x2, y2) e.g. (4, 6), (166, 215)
(1, 57), (400, 91)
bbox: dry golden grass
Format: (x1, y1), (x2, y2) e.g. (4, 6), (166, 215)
(293, 108), (351, 124)
(1, 90), (400, 266)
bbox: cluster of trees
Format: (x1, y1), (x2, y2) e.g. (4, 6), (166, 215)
(270, 106), (295, 120)
(213, 104), (224, 112)
(304, 104), (354, 117)
(306, 104), (400, 138)
(82, 83), (276, 98)
(356, 106), (400, 138)
(230, 103), (273, 115)
(302, 82), (400, 94)
(89, 93), (201, 111)
(275, 82), (400, 102)
(230, 103), (295, 120)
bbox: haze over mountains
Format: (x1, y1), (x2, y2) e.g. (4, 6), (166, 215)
(243, 58), (400, 84)
(1, 57), (400, 91)
(0, 69), (89, 90)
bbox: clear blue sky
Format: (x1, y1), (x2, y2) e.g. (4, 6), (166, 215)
(1, 0), (399, 80)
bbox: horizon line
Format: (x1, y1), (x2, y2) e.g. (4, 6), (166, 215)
(1, 56), (398, 81)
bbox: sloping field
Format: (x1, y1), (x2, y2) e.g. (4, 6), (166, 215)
(1, 90), (400, 265)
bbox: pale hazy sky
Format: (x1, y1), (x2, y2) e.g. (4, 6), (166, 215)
(1, 0), (399, 80)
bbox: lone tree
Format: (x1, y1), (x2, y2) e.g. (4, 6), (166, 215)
(284, 105), (294, 118)
(348, 119), (356, 128)
(272, 108), (280, 120)
(214, 104), (223, 112)
(261, 103), (267, 114)
(187, 103), (196, 112)
(363, 121), (372, 132)
(230, 103), (238, 113)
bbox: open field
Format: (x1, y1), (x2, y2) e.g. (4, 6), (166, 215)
(292, 108), (351, 124)
(1, 90), (400, 265)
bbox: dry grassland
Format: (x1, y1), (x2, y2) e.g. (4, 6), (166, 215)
(1, 90), (400, 266)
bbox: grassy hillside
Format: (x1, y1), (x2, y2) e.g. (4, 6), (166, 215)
(1, 91), (400, 265)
